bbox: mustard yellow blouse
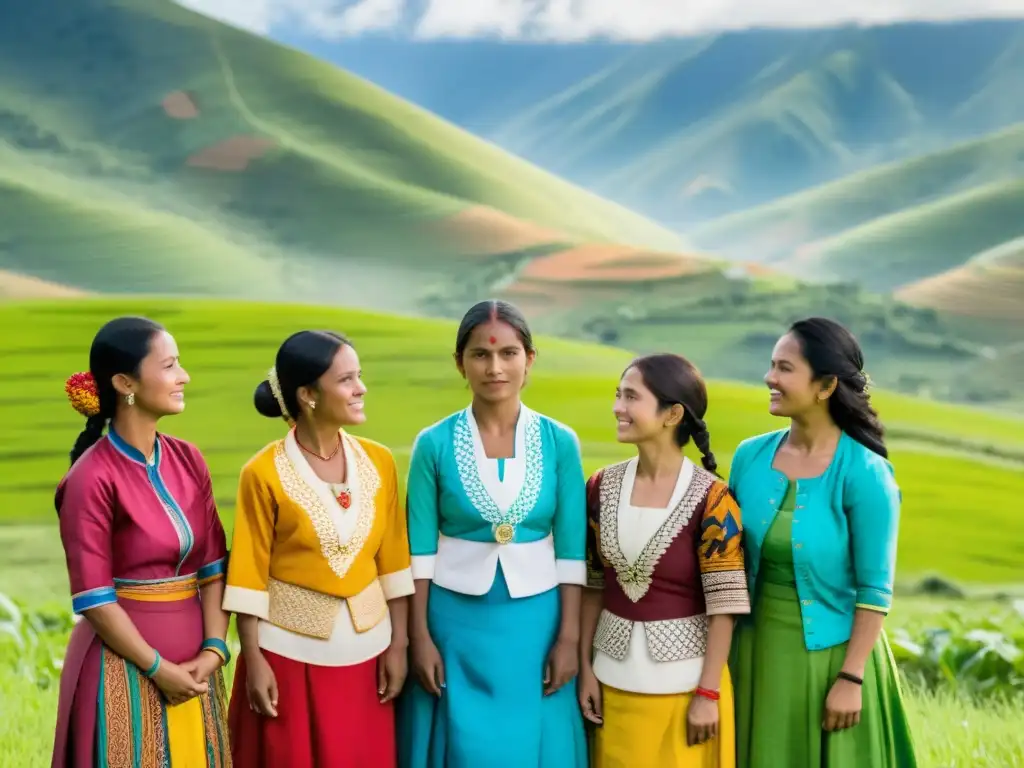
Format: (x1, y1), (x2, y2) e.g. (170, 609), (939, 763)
(223, 429), (413, 659)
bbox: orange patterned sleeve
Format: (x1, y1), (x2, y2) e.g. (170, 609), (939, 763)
(698, 481), (751, 616)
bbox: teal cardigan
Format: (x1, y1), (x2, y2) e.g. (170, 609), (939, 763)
(728, 429), (901, 650)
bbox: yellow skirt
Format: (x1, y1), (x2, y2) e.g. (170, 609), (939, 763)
(591, 671), (736, 768)
(165, 696), (210, 766)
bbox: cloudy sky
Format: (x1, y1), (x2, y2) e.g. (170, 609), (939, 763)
(178, 0), (1024, 41)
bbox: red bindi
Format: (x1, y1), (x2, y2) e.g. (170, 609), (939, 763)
(489, 336), (497, 344)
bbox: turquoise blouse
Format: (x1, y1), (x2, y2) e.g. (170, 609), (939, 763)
(407, 405), (586, 567)
(728, 428), (901, 650)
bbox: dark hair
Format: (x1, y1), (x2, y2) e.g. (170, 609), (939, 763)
(454, 300), (535, 362)
(788, 317), (887, 458)
(70, 316), (165, 465)
(627, 353), (718, 474)
(255, 330), (350, 420)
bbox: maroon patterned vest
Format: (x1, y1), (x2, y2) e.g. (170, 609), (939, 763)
(587, 461), (715, 622)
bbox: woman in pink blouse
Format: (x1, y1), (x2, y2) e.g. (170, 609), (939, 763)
(52, 316), (232, 767)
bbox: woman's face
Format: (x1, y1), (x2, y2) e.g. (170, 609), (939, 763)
(764, 332), (831, 417)
(613, 366), (678, 445)
(457, 320), (534, 403)
(116, 331), (190, 417)
(301, 344), (367, 427)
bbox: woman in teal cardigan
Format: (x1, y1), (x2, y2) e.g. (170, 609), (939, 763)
(728, 317), (916, 767)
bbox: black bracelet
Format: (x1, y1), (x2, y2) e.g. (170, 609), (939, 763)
(837, 671), (863, 686)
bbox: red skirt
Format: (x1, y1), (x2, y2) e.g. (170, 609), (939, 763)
(229, 650), (396, 767)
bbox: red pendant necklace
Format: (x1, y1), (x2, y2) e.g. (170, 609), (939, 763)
(295, 430), (351, 508)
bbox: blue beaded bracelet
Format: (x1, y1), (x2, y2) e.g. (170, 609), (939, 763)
(144, 651), (162, 678)
(201, 638), (231, 666)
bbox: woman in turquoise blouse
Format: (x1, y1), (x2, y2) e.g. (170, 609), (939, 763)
(396, 300), (588, 768)
(728, 317), (917, 767)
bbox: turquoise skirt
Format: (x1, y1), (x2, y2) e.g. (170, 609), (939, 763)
(396, 565), (587, 768)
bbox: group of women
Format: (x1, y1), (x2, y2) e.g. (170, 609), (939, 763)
(51, 299), (918, 768)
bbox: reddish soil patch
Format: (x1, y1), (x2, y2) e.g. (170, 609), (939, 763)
(186, 136), (275, 172)
(163, 91), (199, 119)
(739, 262), (777, 277)
(0, 270), (90, 299)
(896, 264), (1024, 321)
(431, 206), (566, 256)
(521, 244), (712, 283)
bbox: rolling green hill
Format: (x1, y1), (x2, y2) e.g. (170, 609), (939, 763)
(778, 177), (1024, 292)
(1, 297), (1023, 587)
(688, 122), (1024, 266)
(0, 0), (688, 308)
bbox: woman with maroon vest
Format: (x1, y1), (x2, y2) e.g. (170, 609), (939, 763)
(578, 354), (750, 768)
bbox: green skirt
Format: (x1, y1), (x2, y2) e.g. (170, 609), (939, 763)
(729, 581), (918, 768)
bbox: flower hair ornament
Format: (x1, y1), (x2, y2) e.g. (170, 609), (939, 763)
(65, 372), (101, 417)
(267, 366), (293, 422)
(861, 370), (874, 393)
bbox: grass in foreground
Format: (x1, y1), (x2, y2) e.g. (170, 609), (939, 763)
(2, 640), (1020, 766)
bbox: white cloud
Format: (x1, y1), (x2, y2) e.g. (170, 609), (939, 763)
(177, 0), (404, 37)
(178, 0), (1024, 41)
(177, 0), (277, 33)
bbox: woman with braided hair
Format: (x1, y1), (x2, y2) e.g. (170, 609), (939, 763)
(52, 316), (231, 767)
(728, 317), (917, 767)
(578, 353), (750, 767)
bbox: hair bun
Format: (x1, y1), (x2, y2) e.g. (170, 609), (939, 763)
(65, 372), (101, 417)
(254, 379), (284, 419)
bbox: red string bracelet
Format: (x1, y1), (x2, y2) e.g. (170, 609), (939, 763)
(695, 687), (720, 701)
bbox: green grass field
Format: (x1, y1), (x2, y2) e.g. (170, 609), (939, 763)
(2, 296), (1023, 578)
(1, 297), (1023, 764)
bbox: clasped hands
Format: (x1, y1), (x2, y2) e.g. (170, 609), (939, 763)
(152, 649), (225, 706)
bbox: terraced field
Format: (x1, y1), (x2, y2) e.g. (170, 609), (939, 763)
(897, 236), (1024, 321)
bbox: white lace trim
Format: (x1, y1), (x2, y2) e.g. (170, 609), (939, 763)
(453, 406), (543, 528)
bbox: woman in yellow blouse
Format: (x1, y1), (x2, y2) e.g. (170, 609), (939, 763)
(223, 330), (414, 767)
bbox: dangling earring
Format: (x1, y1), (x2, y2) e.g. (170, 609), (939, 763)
(308, 401), (316, 411)
(126, 392), (135, 406)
